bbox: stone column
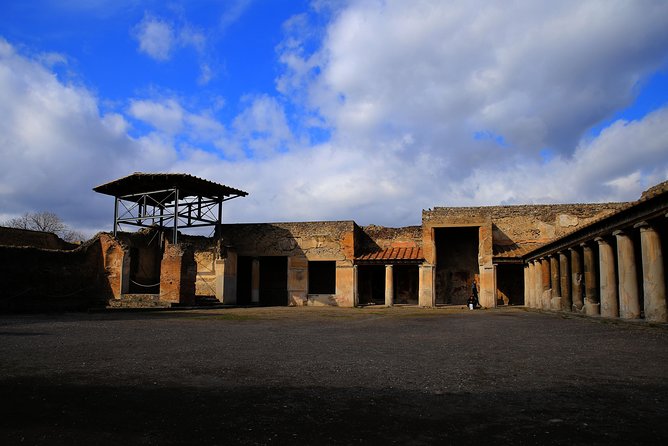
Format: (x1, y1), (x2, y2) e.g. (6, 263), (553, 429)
(251, 258), (260, 304)
(418, 265), (435, 307)
(541, 258), (551, 310)
(385, 265), (394, 306)
(534, 260), (543, 310)
(582, 243), (599, 316)
(636, 222), (667, 322)
(596, 237), (619, 318)
(353, 265), (359, 307)
(559, 251), (571, 311)
(570, 247), (584, 311)
(614, 230), (641, 319)
(526, 263), (534, 308)
(549, 255), (561, 310)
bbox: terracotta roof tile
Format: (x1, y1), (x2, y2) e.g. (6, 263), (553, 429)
(356, 247), (424, 262)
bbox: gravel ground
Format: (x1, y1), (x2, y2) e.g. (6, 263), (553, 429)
(0, 306), (666, 445)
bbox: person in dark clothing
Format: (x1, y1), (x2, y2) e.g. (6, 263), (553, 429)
(471, 280), (480, 308)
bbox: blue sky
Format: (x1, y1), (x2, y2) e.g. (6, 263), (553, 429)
(1, 0), (668, 235)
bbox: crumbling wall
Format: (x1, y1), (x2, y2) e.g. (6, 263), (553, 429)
(176, 235), (220, 299)
(160, 241), (196, 305)
(219, 221), (356, 306)
(0, 235), (113, 312)
(422, 203), (627, 307)
(357, 225), (422, 253)
(424, 203), (627, 252)
(0, 226), (77, 250)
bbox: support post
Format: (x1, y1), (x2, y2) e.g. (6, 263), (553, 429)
(582, 243), (599, 316)
(173, 188), (179, 244)
(534, 260), (542, 310)
(251, 258), (260, 304)
(596, 236), (619, 318)
(559, 251), (571, 311)
(636, 222), (667, 322)
(550, 255), (561, 310)
(541, 258), (551, 310)
(570, 248), (584, 311)
(113, 196), (119, 237)
(385, 264), (394, 307)
(614, 230), (640, 319)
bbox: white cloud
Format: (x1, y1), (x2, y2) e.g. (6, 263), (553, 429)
(134, 14), (174, 61)
(129, 98), (185, 134)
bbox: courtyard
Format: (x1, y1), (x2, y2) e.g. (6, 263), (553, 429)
(0, 306), (666, 445)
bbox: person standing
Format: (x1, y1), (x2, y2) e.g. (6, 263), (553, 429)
(471, 280), (479, 308)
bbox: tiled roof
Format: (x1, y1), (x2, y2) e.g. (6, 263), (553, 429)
(356, 247), (424, 262)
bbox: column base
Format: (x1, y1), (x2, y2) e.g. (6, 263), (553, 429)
(585, 300), (600, 316)
(550, 295), (562, 311)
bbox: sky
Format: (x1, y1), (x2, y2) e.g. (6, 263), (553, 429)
(1, 0), (667, 236)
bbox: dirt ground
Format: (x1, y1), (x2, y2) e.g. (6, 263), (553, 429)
(0, 306), (666, 445)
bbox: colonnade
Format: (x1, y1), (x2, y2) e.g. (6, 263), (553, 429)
(524, 220), (667, 322)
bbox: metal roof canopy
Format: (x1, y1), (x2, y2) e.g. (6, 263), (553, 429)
(93, 172), (248, 243)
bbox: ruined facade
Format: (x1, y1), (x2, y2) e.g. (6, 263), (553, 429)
(1, 174), (666, 325)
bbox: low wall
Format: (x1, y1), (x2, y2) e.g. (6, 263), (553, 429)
(0, 236), (114, 312)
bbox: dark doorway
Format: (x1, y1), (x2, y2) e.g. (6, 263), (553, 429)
(496, 264), (524, 305)
(260, 256), (288, 306)
(394, 265), (419, 305)
(308, 261), (336, 294)
(357, 265), (385, 305)
(435, 227), (479, 305)
(237, 256), (253, 305)
(128, 239), (162, 294)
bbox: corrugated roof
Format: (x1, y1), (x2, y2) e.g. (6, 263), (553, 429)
(356, 247), (424, 262)
(93, 172), (248, 202)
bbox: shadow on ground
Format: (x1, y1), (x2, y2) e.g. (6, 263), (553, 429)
(1, 377), (666, 445)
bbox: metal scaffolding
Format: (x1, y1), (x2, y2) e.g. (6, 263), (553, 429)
(94, 173), (248, 243)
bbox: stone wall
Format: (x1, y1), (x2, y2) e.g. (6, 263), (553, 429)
(218, 221), (356, 306)
(0, 226), (77, 250)
(421, 203), (627, 307)
(0, 235), (113, 312)
(357, 225), (422, 252)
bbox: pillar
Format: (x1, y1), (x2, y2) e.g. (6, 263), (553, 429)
(614, 230), (640, 319)
(541, 258), (551, 310)
(596, 237), (619, 318)
(534, 260), (542, 310)
(549, 255), (561, 310)
(251, 258), (260, 304)
(353, 265), (359, 307)
(418, 265), (435, 307)
(582, 243), (599, 316)
(559, 251), (571, 311)
(637, 222), (667, 322)
(570, 247), (584, 311)
(385, 264), (394, 306)
(526, 263), (534, 308)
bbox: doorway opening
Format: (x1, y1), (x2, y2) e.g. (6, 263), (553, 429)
(357, 265), (385, 305)
(435, 227), (479, 305)
(259, 256), (288, 306)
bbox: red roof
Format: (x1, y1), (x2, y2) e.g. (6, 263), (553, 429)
(356, 247), (423, 263)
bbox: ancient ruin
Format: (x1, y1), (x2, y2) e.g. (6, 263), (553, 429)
(1, 172), (666, 323)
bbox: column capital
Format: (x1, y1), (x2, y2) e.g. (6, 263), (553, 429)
(580, 242), (592, 248)
(633, 221), (649, 230)
(568, 246), (578, 252)
(613, 229), (627, 237)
